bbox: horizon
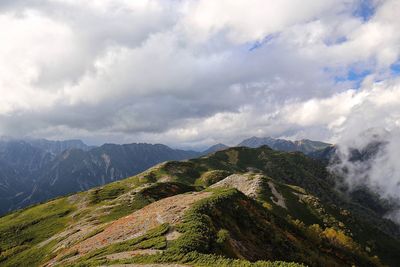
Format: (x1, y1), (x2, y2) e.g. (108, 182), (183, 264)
(0, 135), (332, 152)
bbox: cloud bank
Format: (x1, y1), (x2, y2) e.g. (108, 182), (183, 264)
(0, 0), (399, 150)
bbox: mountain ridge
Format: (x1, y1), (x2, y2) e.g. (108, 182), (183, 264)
(0, 146), (398, 266)
(0, 141), (200, 215)
(0, 136), (332, 215)
(238, 136), (331, 154)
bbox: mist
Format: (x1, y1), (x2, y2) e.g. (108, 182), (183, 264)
(330, 127), (400, 223)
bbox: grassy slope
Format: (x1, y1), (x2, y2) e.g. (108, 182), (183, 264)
(140, 146), (400, 266)
(0, 177), (197, 266)
(0, 198), (75, 266)
(73, 188), (380, 267)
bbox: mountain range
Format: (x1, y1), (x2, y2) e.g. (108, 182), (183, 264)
(0, 137), (330, 215)
(0, 146), (398, 266)
(0, 140), (198, 215)
(238, 136), (331, 154)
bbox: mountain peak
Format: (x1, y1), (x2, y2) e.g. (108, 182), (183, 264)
(202, 143), (229, 155)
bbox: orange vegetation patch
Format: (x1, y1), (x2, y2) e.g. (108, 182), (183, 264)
(105, 249), (161, 260)
(70, 191), (211, 255)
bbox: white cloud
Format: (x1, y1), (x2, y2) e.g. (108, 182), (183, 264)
(267, 76), (400, 221)
(0, 0), (399, 152)
(183, 0), (352, 43)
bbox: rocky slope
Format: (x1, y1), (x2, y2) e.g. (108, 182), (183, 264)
(0, 146), (399, 267)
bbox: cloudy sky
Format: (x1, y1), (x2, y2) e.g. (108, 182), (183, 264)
(1, 0), (400, 149)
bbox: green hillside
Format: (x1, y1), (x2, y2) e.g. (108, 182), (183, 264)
(0, 146), (399, 267)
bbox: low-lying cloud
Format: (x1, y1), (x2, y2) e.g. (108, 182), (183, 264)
(330, 128), (400, 222)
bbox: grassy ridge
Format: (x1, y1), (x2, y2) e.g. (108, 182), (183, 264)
(108, 188), (380, 267)
(95, 182), (198, 223)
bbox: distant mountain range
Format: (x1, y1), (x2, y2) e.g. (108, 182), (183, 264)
(238, 136), (331, 154)
(0, 139), (199, 215)
(0, 136), (332, 215)
(0, 139), (93, 215)
(203, 136), (332, 156)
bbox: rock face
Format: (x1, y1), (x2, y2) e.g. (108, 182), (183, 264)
(211, 173), (288, 209)
(211, 173), (263, 198)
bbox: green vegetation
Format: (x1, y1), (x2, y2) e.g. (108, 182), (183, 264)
(97, 193), (149, 223)
(89, 183), (127, 204)
(0, 198), (75, 266)
(117, 251), (306, 267)
(88, 171), (164, 206)
(195, 170), (231, 186)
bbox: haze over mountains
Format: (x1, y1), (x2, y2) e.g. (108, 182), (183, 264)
(0, 136), (330, 215)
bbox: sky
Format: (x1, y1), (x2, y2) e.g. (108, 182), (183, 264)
(1, 0), (400, 150)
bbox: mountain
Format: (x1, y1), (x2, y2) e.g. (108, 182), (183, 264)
(1, 146), (399, 267)
(25, 143), (200, 206)
(0, 140), (55, 176)
(0, 138), (93, 155)
(238, 136), (331, 154)
(0, 140), (200, 215)
(308, 145), (336, 162)
(0, 140), (57, 215)
(0, 161), (29, 214)
(199, 136), (331, 157)
(201, 143), (229, 155)
(25, 138), (93, 154)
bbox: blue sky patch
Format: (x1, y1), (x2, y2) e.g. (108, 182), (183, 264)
(325, 36), (348, 46)
(353, 0), (376, 21)
(390, 61), (400, 76)
(248, 34), (277, 51)
(334, 68), (371, 88)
